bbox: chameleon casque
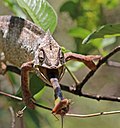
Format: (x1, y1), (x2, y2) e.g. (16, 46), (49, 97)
(0, 15), (100, 116)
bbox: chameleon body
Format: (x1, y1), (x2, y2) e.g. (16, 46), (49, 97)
(0, 15), (42, 66)
(0, 15), (100, 115)
(0, 15), (65, 85)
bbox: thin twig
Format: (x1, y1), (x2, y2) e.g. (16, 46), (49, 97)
(66, 110), (120, 118)
(9, 106), (15, 128)
(34, 102), (52, 111)
(2, 91), (120, 119)
(106, 60), (120, 68)
(0, 91), (22, 101)
(16, 106), (27, 118)
(0, 91), (52, 111)
(65, 65), (79, 85)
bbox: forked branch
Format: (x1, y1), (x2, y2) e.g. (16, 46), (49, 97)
(2, 46), (120, 102)
(1, 90), (120, 120)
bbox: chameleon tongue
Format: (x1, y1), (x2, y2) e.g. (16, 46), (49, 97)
(50, 78), (70, 116)
(50, 78), (63, 100)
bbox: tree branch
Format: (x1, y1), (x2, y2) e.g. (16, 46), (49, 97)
(3, 46), (120, 103)
(6, 65), (21, 75)
(75, 46), (120, 94)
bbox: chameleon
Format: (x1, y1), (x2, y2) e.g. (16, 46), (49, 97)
(0, 15), (101, 115)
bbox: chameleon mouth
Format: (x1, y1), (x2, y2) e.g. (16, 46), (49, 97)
(37, 66), (65, 85)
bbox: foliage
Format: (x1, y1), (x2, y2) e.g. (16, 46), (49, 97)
(3, 0), (26, 18)
(17, 0), (57, 33)
(82, 24), (120, 44)
(4, 0), (57, 33)
(60, 0), (120, 54)
(1, 0), (120, 128)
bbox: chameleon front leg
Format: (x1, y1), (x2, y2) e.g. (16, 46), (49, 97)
(64, 52), (101, 70)
(21, 61), (35, 109)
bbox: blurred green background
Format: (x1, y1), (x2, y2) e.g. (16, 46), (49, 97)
(0, 0), (120, 128)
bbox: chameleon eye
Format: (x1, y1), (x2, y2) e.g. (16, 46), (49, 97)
(38, 50), (44, 62)
(60, 52), (64, 62)
(60, 55), (63, 60)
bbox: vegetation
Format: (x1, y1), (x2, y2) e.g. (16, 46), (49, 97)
(1, 0), (120, 128)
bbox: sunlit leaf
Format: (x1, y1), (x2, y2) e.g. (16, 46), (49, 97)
(66, 61), (83, 72)
(82, 24), (120, 44)
(101, 37), (116, 48)
(69, 27), (90, 39)
(17, 0), (57, 33)
(61, 46), (71, 53)
(3, 0), (26, 18)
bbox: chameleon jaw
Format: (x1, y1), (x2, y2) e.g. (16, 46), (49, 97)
(35, 66), (65, 85)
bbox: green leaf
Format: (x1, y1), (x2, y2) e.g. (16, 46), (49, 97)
(25, 109), (41, 127)
(101, 37), (116, 48)
(16, 73), (45, 97)
(60, 1), (78, 19)
(16, 0), (57, 33)
(82, 24), (120, 44)
(61, 46), (71, 53)
(4, 0), (26, 18)
(69, 27), (90, 39)
(66, 61), (83, 72)
(29, 73), (45, 96)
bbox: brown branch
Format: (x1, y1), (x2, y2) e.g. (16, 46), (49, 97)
(75, 46), (120, 94)
(6, 65), (21, 75)
(81, 92), (120, 102)
(2, 90), (120, 120)
(3, 46), (120, 103)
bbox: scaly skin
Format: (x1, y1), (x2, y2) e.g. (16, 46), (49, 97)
(0, 15), (44, 66)
(0, 15), (66, 111)
(0, 15), (101, 114)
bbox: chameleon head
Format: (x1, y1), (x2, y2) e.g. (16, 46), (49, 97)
(34, 31), (65, 84)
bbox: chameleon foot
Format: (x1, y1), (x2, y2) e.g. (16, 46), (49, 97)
(52, 98), (71, 116)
